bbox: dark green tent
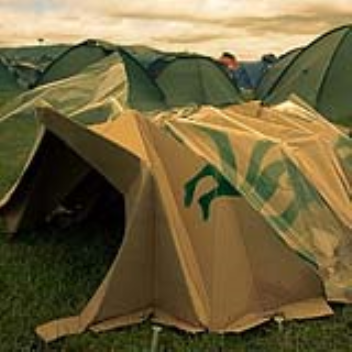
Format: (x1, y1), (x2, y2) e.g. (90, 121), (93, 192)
(120, 45), (166, 70)
(155, 54), (243, 107)
(117, 49), (167, 111)
(35, 39), (116, 86)
(255, 47), (302, 100)
(260, 25), (352, 127)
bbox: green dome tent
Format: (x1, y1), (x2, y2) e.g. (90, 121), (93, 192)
(260, 25), (352, 127)
(255, 47), (302, 100)
(155, 54), (243, 107)
(117, 48), (167, 111)
(119, 51), (244, 108)
(35, 39), (116, 86)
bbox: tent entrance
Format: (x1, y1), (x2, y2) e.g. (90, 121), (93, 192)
(0, 126), (126, 248)
(42, 169), (125, 254)
(46, 167), (126, 245)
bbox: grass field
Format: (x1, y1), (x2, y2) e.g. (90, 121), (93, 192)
(0, 113), (352, 351)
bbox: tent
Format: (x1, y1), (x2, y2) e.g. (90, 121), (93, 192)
(0, 53), (165, 198)
(35, 39), (116, 86)
(0, 44), (68, 70)
(11, 61), (41, 88)
(1, 100), (351, 342)
(255, 48), (302, 99)
(147, 54), (177, 78)
(120, 45), (166, 70)
(155, 54), (243, 107)
(0, 49), (249, 199)
(117, 49), (166, 111)
(259, 24), (352, 127)
(0, 56), (23, 104)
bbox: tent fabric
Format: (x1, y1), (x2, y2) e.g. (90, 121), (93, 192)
(119, 50), (241, 109)
(158, 100), (351, 302)
(0, 44), (68, 71)
(0, 57), (22, 92)
(0, 54), (128, 124)
(0, 55), (126, 199)
(147, 54), (177, 78)
(1, 100), (351, 341)
(259, 25), (352, 127)
(0, 52), (167, 127)
(0, 53), (166, 199)
(35, 39), (116, 87)
(120, 45), (166, 70)
(0, 50), (245, 199)
(11, 61), (41, 89)
(117, 49), (167, 112)
(155, 55), (243, 107)
(0, 56), (23, 105)
(255, 48), (302, 100)
(0, 106), (332, 342)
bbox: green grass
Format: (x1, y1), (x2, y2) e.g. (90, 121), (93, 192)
(1, 115), (352, 351)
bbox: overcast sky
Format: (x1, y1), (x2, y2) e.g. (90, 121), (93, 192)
(1, 0), (351, 59)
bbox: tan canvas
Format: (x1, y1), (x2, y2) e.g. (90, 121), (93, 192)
(5, 107), (327, 342)
(1, 100), (350, 342)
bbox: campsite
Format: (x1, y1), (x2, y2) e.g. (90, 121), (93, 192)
(0, 2), (351, 351)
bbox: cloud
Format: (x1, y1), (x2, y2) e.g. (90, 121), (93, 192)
(0, 0), (351, 58)
(153, 31), (233, 45)
(0, 0), (34, 8)
(53, 0), (352, 22)
(222, 13), (352, 36)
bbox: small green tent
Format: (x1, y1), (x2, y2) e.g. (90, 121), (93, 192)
(117, 49), (167, 111)
(155, 54), (243, 107)
(260, 25), (352, 127)
(35, 39), (116, 86)
(255, 47), (302, 100)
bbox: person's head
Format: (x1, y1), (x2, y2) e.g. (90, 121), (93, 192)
(219, 52), (239, 70)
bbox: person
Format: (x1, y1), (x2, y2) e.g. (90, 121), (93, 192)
(218, 52), (239, 71)
(218, 52), (252, 90)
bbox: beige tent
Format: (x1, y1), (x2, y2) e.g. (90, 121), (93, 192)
(161, 100), (352, 302)
(0, 105), (337, 342)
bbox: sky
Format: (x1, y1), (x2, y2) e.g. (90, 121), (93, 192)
(0, 0), (351, 59)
